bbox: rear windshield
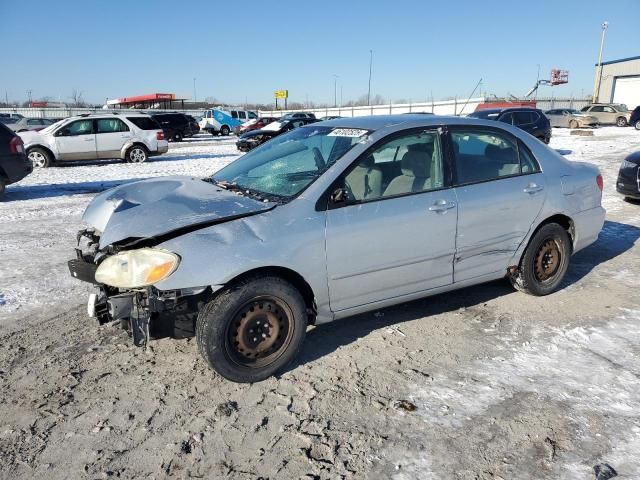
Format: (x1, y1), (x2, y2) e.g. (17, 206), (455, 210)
(126, 116), (161, 130)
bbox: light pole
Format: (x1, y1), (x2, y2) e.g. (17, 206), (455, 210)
(367, 50), (373, 106)
(592, 21), (608, 103)
(333, 74), (339, 108)
(193, 77), (197, 103)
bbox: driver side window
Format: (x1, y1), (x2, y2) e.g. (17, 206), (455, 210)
(344, 131), (443, 202)
(60, 120), (94, 136)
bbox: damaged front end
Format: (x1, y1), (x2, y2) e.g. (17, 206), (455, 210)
(68, 228), (210, 348)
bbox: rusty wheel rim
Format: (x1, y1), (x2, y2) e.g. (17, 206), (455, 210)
(225, 297), (293, 369)
(534, 238), (561, 282)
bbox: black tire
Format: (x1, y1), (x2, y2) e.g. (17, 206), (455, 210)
(173, 132), (183, 142)
(616, 117), (628, 127)
(125, 145), (148, 163)
(196, 275), (308, 383)
(27, 147), (52, 168)
(0, 179), (5, 199)
(509, 223), (571, 296)
(220, 125), (230, 136)
(635, 120), (640, 131)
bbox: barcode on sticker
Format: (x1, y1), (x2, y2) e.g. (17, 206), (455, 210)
(328, 128), (368, 137)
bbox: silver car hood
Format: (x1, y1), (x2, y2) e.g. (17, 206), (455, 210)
(83, 176), (276, 249)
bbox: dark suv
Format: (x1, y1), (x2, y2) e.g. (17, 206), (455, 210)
(468, 108), (552, 144)
(150, 113), (199, 142)
(630, 106), (640, 130)
(0, 123), (32, 198)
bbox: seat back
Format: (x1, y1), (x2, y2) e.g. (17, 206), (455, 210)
(345, 155), (383, 200)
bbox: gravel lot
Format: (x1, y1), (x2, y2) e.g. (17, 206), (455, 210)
(1, 127), (639, 479)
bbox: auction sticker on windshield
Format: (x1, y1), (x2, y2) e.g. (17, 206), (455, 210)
(328, 128), (368, 137)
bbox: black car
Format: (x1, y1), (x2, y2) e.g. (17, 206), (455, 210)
(630, 106), (640, 130)
(616, 151), (640, 200)
(150, 113), (198, 142)
(235, 118), (319, 152)
(0, 123), (32, 198)
(467, 108), (552, 144)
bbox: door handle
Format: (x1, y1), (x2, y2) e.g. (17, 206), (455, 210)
(523, 183), (544, 194)
(428, 200), (456, 213)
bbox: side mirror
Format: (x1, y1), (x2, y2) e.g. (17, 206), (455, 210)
(330, 187), (347, 204)
(57, 128), (70, 137)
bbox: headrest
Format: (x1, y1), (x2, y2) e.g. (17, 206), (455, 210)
(401, 144), (432, 178)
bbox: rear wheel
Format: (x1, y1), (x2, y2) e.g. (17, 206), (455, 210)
(220, 125), (230, 136)
(126, 145), (148, 163)
(616, 117), (628, 127)
(509, 223), (571, 296)
(173, 132), (183, 142)
(569, 119), (579, 129)
(0, 180), (5, 199)
(635, 120), (640, 130)
(196, 275), (307, 383)
(27, 147), (52, 168)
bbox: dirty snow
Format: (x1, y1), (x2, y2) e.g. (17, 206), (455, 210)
(1, 127), (640, 479)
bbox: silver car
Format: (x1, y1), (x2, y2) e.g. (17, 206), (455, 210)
(545, 109), (598, 129)
(580, 103), (631, 127)
(68, 115), (606, 382)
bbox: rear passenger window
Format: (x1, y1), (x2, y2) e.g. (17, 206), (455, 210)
(238, 111), (246, 119)
(513, 111), (533, 125)
(231, 111), (238, 119)
(344, 131), (444, 202)
(452, 130), (530, 184)
(97, 118), (129, 133)
(126, 117), (161, 130)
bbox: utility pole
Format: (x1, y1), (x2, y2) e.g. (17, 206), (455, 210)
(27, 89), (32, 106)
(333, 74), (339, 108)
(193, 77), (197, 103)
(535, 64), (540, 100)
(367, 50), (373, 106)
(592, 21), (608, 103)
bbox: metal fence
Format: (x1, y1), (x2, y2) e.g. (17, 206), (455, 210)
(0, 97), (593, 120)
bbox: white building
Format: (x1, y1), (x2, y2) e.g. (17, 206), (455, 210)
(595, 56), (640, 109)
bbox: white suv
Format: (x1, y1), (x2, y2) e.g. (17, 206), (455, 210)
(19, 113), (169, 168)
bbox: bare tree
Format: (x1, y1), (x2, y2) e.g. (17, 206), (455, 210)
(69, 89), (86, 107)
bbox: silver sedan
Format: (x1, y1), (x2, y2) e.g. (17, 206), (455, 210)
(69, 115), (606, 382)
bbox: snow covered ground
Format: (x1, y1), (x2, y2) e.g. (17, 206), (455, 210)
(1, 126), (640, 478)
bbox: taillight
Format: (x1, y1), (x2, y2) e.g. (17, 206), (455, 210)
(156, 131), (165, 140)
(596, 174), (603, 191)
(9, 136), (24, 154)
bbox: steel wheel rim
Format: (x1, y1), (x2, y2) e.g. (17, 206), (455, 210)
(534, 237), (561, 282)
(28, 151), (46, 168)
(130, 148), (145, 162)
(225, 296), (294, 369)
(617, 118), (626, 127)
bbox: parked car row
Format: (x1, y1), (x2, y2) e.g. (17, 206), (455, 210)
(236, 117), (319, 152)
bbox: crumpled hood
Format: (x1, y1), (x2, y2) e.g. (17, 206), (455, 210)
(82, 176), (276, 249)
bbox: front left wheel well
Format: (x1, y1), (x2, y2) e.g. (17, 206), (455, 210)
(223, 266), (317, 323)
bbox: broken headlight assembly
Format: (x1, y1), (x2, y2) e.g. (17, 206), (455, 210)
(95, 248), (180, 289)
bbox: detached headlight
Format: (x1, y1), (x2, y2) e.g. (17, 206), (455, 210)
(621, 159), (637, 170)
(95, 248), (179, 288)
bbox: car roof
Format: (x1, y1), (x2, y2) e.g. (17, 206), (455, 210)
(308, 114), (514, 131)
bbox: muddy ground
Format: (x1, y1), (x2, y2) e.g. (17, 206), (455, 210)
(1, 130), (640, 479)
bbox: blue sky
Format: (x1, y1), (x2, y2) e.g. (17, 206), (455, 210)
(1, 0), (638, 106)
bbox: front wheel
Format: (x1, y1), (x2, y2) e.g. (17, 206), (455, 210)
(569, 119), (579, 129)
(509, 223), (571, 296)
(196, 275), (308, 383)
(0, 180), (5, 199)
(220, 125), (230, 136)
(126, 145), (148, 163)
(616, 117), (628, 127)
(27, 147), (52, 168)
(635, 120), (640, 130)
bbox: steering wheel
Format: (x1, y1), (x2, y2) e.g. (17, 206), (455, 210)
(312, 147), (326, 171)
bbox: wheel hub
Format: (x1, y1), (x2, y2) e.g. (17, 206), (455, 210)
(230, 300), (287, 362)
(535, 239), (560, 281)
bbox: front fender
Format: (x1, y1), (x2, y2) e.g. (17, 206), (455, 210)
(153, 206), (333, 322)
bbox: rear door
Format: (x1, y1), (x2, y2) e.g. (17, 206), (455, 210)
(95, 118), (132, 158)
(54, 119), (97, 160)
(325, 128), (457, 312)
(449, 126), (546, 282)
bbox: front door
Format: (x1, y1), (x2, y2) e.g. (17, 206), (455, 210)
(325, 128), (457, 312)
(449, 127), (546, 282)
(95, 118), (132, 158)
(55, 119), (97, 160)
